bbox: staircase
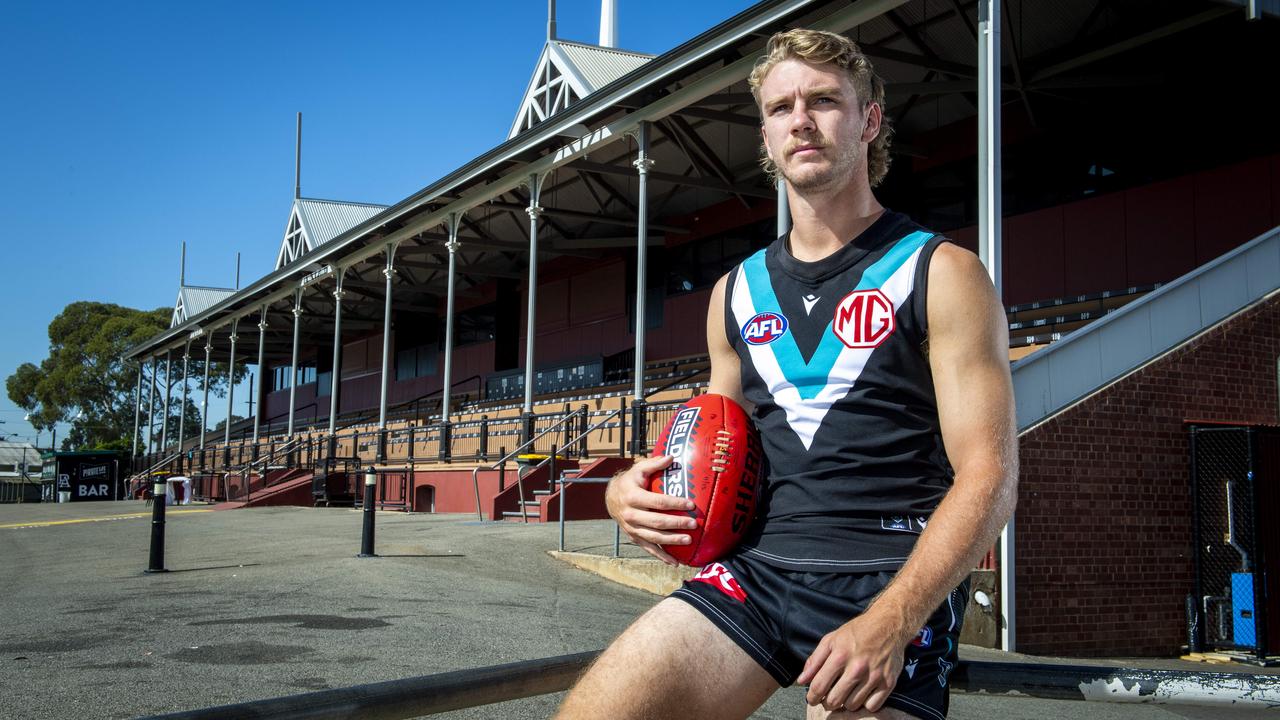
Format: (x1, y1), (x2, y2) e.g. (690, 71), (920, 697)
(494, 457), (631, 522)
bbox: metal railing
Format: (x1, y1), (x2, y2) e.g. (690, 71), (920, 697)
(140, 651), (1280, 719)
(469, 407), (593, 522)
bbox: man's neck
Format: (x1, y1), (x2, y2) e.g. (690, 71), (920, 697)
(785, 179), (884, 263)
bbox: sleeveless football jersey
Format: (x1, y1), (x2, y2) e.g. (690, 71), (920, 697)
(725, 210), (953, 572)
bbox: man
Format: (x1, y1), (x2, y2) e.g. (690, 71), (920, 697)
(557, 28), (1017, 720)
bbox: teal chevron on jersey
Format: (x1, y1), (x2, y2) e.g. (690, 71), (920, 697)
(740, 230), (933, 401)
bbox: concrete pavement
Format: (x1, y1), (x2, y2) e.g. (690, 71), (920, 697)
(0, 501), (1276, 719)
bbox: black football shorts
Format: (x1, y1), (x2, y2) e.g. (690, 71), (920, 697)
(671, 552), (967, 720)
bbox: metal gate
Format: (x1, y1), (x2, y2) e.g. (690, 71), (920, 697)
(1189, 424), (1280, 662)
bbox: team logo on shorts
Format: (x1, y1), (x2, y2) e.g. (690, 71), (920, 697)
(833, 289), (895, 348)
(937, 638), (955, 687)
(911, 626), (933, 648)
(690, 562), (748, 602)
(741, 311), (788, 345)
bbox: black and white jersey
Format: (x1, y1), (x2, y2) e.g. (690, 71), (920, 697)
(725, 210), (954, 573)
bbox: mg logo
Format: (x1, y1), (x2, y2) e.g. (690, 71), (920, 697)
(741, 312), (788, 345)
(833, 289), (895, 348)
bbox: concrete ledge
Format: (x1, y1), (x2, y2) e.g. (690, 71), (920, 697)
(549, 551), (696, 595)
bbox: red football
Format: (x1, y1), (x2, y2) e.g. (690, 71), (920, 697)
(648, 393), (763, 566)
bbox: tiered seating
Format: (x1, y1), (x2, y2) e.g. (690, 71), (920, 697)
(1004, 284), (1159, 360)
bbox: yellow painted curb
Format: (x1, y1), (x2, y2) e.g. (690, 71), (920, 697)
(549, 550), (696, 595)
(0, 509), (213, 529)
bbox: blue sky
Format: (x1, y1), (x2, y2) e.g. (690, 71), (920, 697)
(0, 0), (756, 447)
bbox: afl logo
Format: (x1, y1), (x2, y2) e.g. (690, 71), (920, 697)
(741, 312), (788, 345)
(833, 289), (895, 348)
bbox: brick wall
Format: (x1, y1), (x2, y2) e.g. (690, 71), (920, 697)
(1015, 294), (1280, 656)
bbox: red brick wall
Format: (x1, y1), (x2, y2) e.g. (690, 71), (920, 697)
(1015, 295), (1280, 656)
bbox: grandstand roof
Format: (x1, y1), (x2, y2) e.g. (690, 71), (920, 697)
(276, 197), (389, 270)
(172, 286), (236, 328)
(128, 0), (1280, 361)
(510, 40), (654, 139)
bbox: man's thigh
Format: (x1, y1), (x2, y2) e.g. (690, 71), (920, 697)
(556, 597), (780, 720)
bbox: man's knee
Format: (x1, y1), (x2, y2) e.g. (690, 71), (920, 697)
(556, 598), (777, 720)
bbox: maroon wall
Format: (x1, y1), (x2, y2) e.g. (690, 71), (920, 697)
(952, 154), (1280, 306)
(1015, 295), (1280, 656)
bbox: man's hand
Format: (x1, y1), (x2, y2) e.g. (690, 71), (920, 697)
(605, 455), (697, 566)
(795, 607), (915, 713)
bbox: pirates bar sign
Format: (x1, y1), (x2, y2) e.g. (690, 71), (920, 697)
(49, 453), (122, 502)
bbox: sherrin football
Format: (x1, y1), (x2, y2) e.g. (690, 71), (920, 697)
(649, 393), (764, 566)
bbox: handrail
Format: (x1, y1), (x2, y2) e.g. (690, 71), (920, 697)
(469, 407), (588, 521)
(137, 652), (1280, 719)
(129, 452), (181, 484)
(234, 436), (303, 477)
(643, 365), (709, 400)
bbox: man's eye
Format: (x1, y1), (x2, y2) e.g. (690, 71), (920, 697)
(770, 105), (789, 115)
(814, 97), (835, 104)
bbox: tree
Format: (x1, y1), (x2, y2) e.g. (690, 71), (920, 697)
(6, 301), (248, 452)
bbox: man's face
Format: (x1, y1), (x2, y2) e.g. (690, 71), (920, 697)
(758, 58), (876, 194)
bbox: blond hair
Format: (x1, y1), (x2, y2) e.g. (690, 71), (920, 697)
(748, 28), (893, 187)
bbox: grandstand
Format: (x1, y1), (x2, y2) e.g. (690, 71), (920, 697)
(121, 0), (1279, 659)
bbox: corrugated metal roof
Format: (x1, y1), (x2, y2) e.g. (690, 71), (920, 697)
(173, 286), (236, 327)
(181, 286), (236, 316)
(296, 198), (388, 250)
(553, 40), (654, 93)
(0, 442), (42, 470)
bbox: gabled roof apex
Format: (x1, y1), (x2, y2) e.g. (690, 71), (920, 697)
(509, 39), (654, 139)
(172, 285), (236, 328)
(275, 197), (388, 271)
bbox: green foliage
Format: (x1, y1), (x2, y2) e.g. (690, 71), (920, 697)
(5, 301), (249, 452)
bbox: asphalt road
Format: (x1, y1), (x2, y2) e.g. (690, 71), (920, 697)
(0, 501), (1275, 719)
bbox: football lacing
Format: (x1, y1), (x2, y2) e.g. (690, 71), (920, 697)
(711, 429), (732, 473)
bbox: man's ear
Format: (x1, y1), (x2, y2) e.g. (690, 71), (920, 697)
(760, 124), (775, 162)
(861, 102), (882, 144)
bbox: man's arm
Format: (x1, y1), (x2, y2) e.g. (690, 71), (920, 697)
(797, 243), (1019, 712)
(604, 274), (745, 564)
(706, 274), (751, 411)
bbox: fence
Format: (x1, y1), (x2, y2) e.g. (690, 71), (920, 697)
(1189, 424), (1280, 661)
(140, 650), (1280, 719)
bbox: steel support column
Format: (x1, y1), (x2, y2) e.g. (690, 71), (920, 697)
(777, 177), (791, 238)
(160, 349), (172, 452)
(177, 343), (191, 455)
(200, 337), (212, 451)
(521, 174), (544, 442)
(441, 214), (462, 459)
(978, 0), (1012, 652)
(630, 125), (653, 453)
(287, 289), (303, 438)
(131, 361), (143, 459)
(327, 270), (346, 437)
(224, 320), (239, 446)
(253, 306), (267, 444)
(632, 123), (653, 401)
(146, 355), (157, 455)
(377, 243), (399, 457)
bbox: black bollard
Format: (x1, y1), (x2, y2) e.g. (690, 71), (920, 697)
(358, 468), (378, 558)
(145, 477), (169, 573)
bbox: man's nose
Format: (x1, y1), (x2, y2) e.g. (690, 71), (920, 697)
(788, 100), (815, 134)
